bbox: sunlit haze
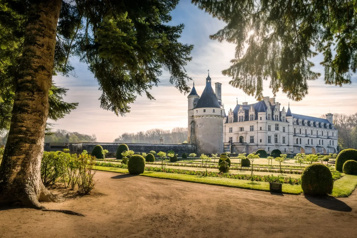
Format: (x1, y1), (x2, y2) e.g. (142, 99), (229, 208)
(50, 0), (357, 142)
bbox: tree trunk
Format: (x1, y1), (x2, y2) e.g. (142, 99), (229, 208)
(0, 0), (62, 208)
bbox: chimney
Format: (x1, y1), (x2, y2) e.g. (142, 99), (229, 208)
(215, 82), (222, 105)
(326, 113), (333, 124)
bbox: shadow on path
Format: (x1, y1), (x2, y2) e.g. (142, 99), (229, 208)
(305, 195), (352, 212)
(111, 174), (137, 179)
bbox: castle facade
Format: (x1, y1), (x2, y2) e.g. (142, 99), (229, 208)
(188, 75), (338, 155)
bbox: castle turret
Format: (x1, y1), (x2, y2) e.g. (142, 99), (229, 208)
(191, 74), (224, 154)
(188, 82), (199, 144)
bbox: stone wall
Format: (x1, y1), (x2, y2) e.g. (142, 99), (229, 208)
(46, 142), (197, 156)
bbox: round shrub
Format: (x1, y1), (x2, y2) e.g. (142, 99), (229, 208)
(335, 148), (357, 172)
(182, 153), (187, 159)
(116, 144), (129, 160)
(343, 160), (357, 175)
(218, 153), (231, 167)
(145, 153), (155, 162)
(170, 155), (178, 162)
(128, 155), (145, 175)
(241, 158), (250, 167)
(91, 145), (104, 159)
(219, 160), (229, 173)
(271, 149), (281, 158)
(301, 164), (333, 196)
(256, 149), (268, 158)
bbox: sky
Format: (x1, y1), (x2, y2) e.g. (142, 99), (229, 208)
(51, 0), (357, 142)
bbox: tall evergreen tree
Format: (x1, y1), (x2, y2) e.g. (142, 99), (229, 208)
(192, 0), (357, 100)
(0, 0), (192, 208)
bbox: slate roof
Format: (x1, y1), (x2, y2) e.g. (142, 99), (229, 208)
(195, 75), (221, 108)
(286, 107), (292, 116)
(188, 83), (199, 97)
(292, 114), (331, 125)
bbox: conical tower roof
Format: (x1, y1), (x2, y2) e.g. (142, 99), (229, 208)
(195, 74), (220, 108)
(188, 82), (199, 97)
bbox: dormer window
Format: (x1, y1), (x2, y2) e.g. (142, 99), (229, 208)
(203, 109), (206, 113)
(249, 114), (254, 121)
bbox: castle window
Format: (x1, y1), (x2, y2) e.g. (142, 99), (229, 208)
(299, 128), (301, 134)
(268, 125), (271, 131)
(213, 109), (215, 113)
(300, 138), (301, 144)
(296, 138), (299, 144)
(229, 137), (233, 143)
(274, 134), (278, 143)
(239, 127), (244, 132)
(260, 117), (262, 120)
(282, 116), (285, 121)
(305, 129), (307, 135)
(322, 140), (324, 145)
(260, 139), (262, 143)
(275, 124), (279, 131)
(283, 127), (285, 133)
(268, 136), (271, 143)
(311, 130), (313, 135)
(229, 127), (233, 133)
(250, 125), (254, 131)
(267, 114), (271, 120)
(239, 136), (244, 143)
(307, 139), (309, 145)
(203, 109), (206, 113)
(275, 115), (279, 121)
(294, 128), (296, 134)
(311, 139), (313, 145)
(250, 136), (254, 143)
(283, 137), (286, 144)
(250, 114), (254, 121)
(260, 127), (262, 130)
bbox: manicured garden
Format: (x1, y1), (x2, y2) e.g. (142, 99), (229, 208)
(91, 144), (357, 197)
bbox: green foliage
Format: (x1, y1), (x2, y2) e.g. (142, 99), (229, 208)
(157, 151), (167, 159)
(0, 146), (4, 164)
(150, 150), (156, 155)
(188, 153), (197, 158)
(343, 160), (357, 175)
(295, 153), (305, 166)
(145, 153), (155, 162)
(301, 164), (333, 196)
(218, 160), (229, 173)
(91, 145), (105, 159)
(275, 154), (287, 174)
(121, 157), (129, 165)
(116, 144), (129, 160)
(170, 155), (178, 162)
(256, 149), (267, 158)
(41, 151), (96, 194)
(218, 153), (231, 167)
(128, 155), (145, 175)
(44, 129), (96, 143)
(182, 153), (187, 159)
(192, 0), (355, 100)
(241, 158), (250, 167)
(336, 149), (357, 172)
(271, 149), (281, 158)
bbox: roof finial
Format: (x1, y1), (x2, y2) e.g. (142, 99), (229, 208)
(236, 97), (238, 105)
(193, 81), (195, 87)
(208, 69), (210, 76)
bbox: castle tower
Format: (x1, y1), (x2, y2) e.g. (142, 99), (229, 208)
(190, 74), (224, 154)
(187, 82), (199, 144)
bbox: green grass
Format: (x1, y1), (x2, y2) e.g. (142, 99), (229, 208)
(94, 166), (302, 194)
(331, 174), (357, 197)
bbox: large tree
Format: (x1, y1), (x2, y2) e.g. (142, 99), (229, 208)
(0, 0), (192, 208)
(192, 0), (356, 100)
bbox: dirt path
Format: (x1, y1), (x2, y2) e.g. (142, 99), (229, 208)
(1, 171), (356, 238)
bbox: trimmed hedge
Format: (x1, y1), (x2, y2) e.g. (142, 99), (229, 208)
(116, 144), (129, 160)
(256, 149), (268, 158)
(335, 148), (357, 172)
(343, 160), (357, 175)
(218, 153), (231, 167)
(241, 158), (250, 167)
(128, 155), (145, 175)
(271, 149), (281, 158)
(170, 155), (178, 162)
(145, 153), (155, 162)
(91, 145), (104, 159)
(301, 164), (333, 196)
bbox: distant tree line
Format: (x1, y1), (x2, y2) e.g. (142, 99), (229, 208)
(114, 128), (188, 144)
(333, 113), (357, 150)
(44, 129), (96, 143)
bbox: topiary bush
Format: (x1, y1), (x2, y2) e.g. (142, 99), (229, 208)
(219, 160), (229, 173)
(170, 155), (178, 162)
(91, 145), (105, 159)
(271, 149), (281, 158)
(241, 158), (250, 167)
(301, 164), (333, 196)
(218, 153), (231, 167)
(343, 160), (357, 175)
(335, 148), (357, 172)
(128, 155), (145, 175)
(116, 144), (129, 160)
(145, 153), (155, 162)
(256, 149), (268, 158)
